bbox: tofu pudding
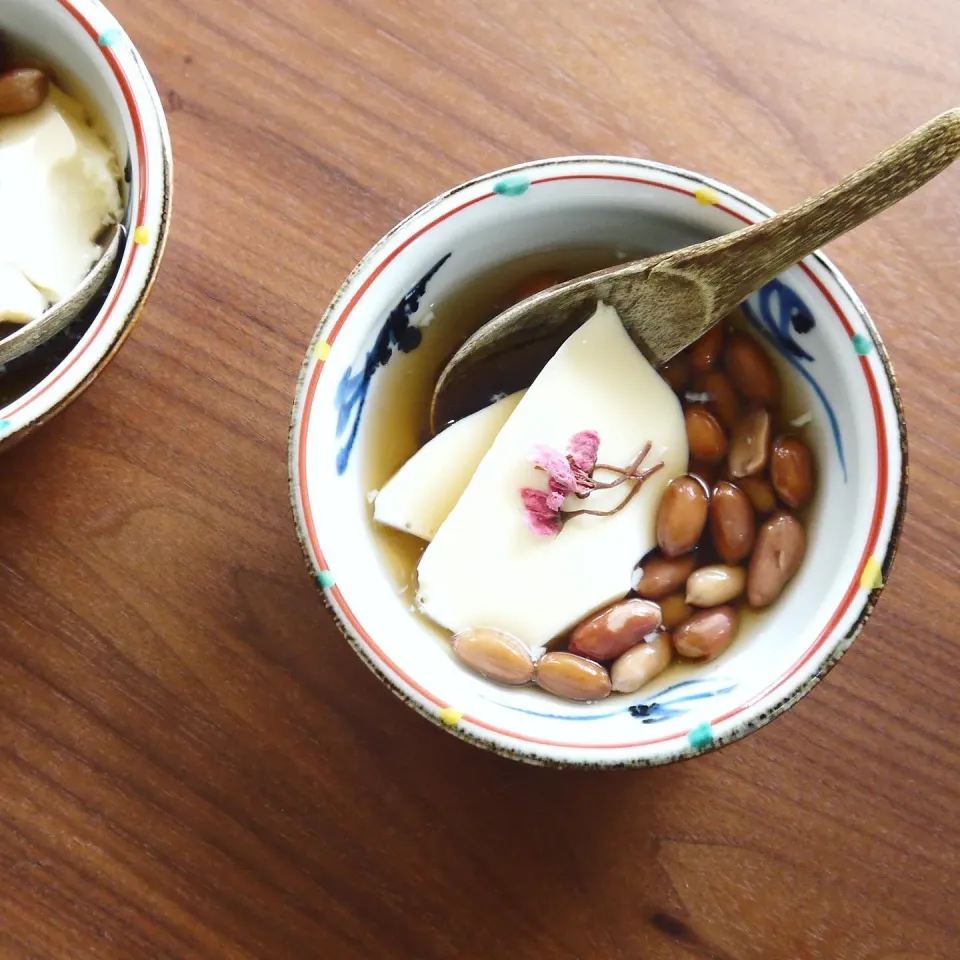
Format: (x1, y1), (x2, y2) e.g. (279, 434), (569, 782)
(0, 52), (123, 324)
(414, 304), (686, 650)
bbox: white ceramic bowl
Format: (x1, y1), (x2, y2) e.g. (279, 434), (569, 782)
(0, 0), (172, 450)
(289, 157), (907, 767)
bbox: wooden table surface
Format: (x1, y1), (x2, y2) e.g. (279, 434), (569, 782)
(3, 1), (959, 957)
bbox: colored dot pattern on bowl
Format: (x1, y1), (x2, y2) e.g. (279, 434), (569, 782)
(133, 226), (150, 245)
(852, 332), (873, 356)
(694, 186), (720, 206)
(688, 721), (714, 750)
(439, 706), (463, 726)
(97, 28), (124, 48)
(313, 341), (332, 362)
(317, 570), (336, 589)
(860, 556), (884, 590)
(493, 175), (531, 197)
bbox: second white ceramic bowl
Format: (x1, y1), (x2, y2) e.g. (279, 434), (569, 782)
(0, 0), (172, 450)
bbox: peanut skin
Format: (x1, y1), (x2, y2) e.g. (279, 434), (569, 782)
(673, 606), (739, 661)
(747, 512), (806, 607)
(689, 324), (724, 373)
(725, 333), (779, 407)
(453, 628), (534, 685)
(685, 565), (746, 607)
(635, 553), (697, 600)
(658, 592), (694, 630)
(694, 370), (740, 429)
(536, 653), (612, 702)
(771, 435), (815, 508)
(728, 409), (771, 479)
(661, 353), (691, 392)
(656, 476), (709, 557)
(0, 67), (49, 116)
(737, 475), (778, 514)
(710, 481), (756, 564)
(685, 406), (728, 464)
(610, 633), (673, 694)
(569, 598), (662, 661)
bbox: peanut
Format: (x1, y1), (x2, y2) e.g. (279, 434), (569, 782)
(569, 598), (662, 661)
(694, 370), (740, 429)
(0, 67), (49, 116)
(661, 353), (691, 392)
(728, 409), (771, 478)
(770, 435), (815, 508)
(635, 553), (697, 600)
(685, 406), (728, 464)
(452, 628), (535, 685)
(8, 57), (54, 77)
(747, 512), (806, 607)
(725, 333), (780, 407)
(658, 592), (694, 630)
(737, 475), (778, 514)
(685, 564), (746, 607)
(536, 652), (612, 701)
(689, 323), (724, 373)
(673, 606), (739, 661)
(656, 476), (709, 557)
(610, 633), (673, 694)
(709, 481), (756, 564)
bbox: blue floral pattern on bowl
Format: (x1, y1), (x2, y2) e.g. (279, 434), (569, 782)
(334, 253), (450, 475)
(743, 278), (847, 481)
(486, 675), (738, 724)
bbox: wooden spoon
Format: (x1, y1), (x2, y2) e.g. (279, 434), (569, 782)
(0, 223), (123, 366)
(431, 108), (960, 428)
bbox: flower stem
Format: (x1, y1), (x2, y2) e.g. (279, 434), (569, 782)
(591, 442), (654, 490)
(562, 461), (664, 521)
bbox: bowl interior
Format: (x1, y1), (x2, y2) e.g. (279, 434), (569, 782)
(0, 0), (169, 442)
(291, 159), (904, 766)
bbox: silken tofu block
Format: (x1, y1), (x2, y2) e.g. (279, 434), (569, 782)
(417, 303), (688, 649)
(374, 391), (524, 542)
(0, 85), (122, 322)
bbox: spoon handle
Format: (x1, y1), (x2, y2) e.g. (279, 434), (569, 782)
(655, 107), (960, 319)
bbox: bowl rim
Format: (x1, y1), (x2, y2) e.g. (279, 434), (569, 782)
(288, 154), (908, 768)
(0, 0), (173, 449)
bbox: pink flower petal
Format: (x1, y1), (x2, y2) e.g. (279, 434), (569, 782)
(567, 431), (600, 495)
(530, 444), (577, 493)
(520, 487), (563, 536)
(544, 490), (565, 511)
(567, 430), (600, 473)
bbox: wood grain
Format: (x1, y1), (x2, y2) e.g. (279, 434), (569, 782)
(1, 1), (959, 957)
